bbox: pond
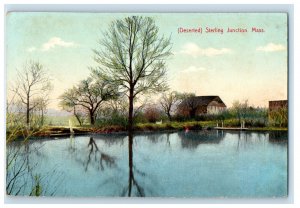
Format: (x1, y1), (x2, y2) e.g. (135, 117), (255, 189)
(6, 130), (288, 197)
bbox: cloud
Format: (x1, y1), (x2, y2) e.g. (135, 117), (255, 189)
(256, 43), (286, 52)
(177, 42), (232, 57)
(27, 37), (77, 53)
(41, 37), (76, 51)
(27, 47), (37, 52)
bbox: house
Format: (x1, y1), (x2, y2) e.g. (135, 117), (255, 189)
(269, 100), (288, 111)
(177, 96), (227, 117)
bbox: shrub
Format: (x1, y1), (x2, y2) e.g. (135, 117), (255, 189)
(269, 107), (288, 127)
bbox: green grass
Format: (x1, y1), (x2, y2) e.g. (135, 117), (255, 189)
(248, 127), (288, 131)
(135, 121), (215, 131)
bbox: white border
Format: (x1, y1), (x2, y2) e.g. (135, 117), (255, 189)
(1, 1), (298, 207)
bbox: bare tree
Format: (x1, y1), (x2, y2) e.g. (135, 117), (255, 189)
(231, 100), (249, 123)
(159, 91), (182, 121)
(91, 16), (172, 132)
(31, 97), (50, 127)
(12, 61), (52, 128)
(144, 104), (161, 123)
(177, 93), (197, 118)
(59, 77), (118, 125)
(59, 91), (86, 126)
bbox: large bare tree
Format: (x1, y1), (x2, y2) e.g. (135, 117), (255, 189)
(12, 61), (52, 127)
(91, 16), (172, 132)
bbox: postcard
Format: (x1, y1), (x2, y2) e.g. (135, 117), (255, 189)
(6, 12), (288, 198)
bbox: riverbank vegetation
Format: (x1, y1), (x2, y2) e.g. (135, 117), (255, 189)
(7, 96), (288, 138)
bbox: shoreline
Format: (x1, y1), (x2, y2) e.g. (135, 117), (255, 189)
(7, 124), (288, 139)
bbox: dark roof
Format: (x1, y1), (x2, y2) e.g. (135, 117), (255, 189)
(180, 96), (226, 108)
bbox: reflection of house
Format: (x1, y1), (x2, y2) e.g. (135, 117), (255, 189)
(178, 96), (226, 116)
(269, 100), (288, 112)
(178, 131), (225, 149)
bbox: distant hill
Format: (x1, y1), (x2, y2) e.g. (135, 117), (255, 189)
(45, 108), (73, 117)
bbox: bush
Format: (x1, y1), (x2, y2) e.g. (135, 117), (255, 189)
(95, 112), (128, 128)
(144, 106), (162, 123)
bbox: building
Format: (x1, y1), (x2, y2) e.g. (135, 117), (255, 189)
(177, 96), (227, 117)
(269, 100), (288, 111)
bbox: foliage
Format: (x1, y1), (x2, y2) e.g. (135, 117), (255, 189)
(95, 97), (129, 127)
(269, 107), (288, 127)
(30, 175), (42, 196)
(135, 121), (204, 131)
(231, 100), (249, 122)
(143, 105), (162, 123)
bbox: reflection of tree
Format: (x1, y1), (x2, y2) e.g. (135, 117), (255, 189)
(144, 133), (163, 144)
(234, 131), (277, 151)
(6, 141), (63, 196)
(121, 132), (145, 197)
(178, 130), (225, 149)
(83, 137), (116, 172)
(138, 132), (172, 148)
(6, 145), (31, 195)
(268, 131), (288, 143)
(236, 131), (250, 151)
(92, 134), (127, 147)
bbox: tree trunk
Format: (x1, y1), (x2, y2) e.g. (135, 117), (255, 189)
(73, 107), (82, 126)
(89, 110), (95, 125)
(190, 108), (197, 119)
(167, 112), (172, 121)
(128, 88), (134, 132)
(26, 108), (30, 126)
(74, 114), (82, 126)
(26, 99), (30, 127)
(41, 109), (44, 126)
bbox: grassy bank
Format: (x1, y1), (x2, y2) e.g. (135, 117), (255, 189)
(247, 127), (288, 131)
(7, 119), (287, 139)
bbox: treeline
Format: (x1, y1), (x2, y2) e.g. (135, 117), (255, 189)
(6, 60), (287, 130)
(59, 88), (287, 128)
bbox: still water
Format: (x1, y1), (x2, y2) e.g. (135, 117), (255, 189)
(6, 130), (287, 197)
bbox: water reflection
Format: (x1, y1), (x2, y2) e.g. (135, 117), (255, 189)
(178, 130), (225, 149)
(71, 137), (117, 172)
(6, 141), (63, 196)
(92, 133), (127, 147)
(7, 130), (288, 197)
(269, 131), (288, 143)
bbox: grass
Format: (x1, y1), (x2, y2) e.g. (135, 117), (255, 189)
(135, 121), (212, 131)
(248, 127), (288, 131)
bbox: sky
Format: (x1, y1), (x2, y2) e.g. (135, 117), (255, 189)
(6, 12), (287, 109)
